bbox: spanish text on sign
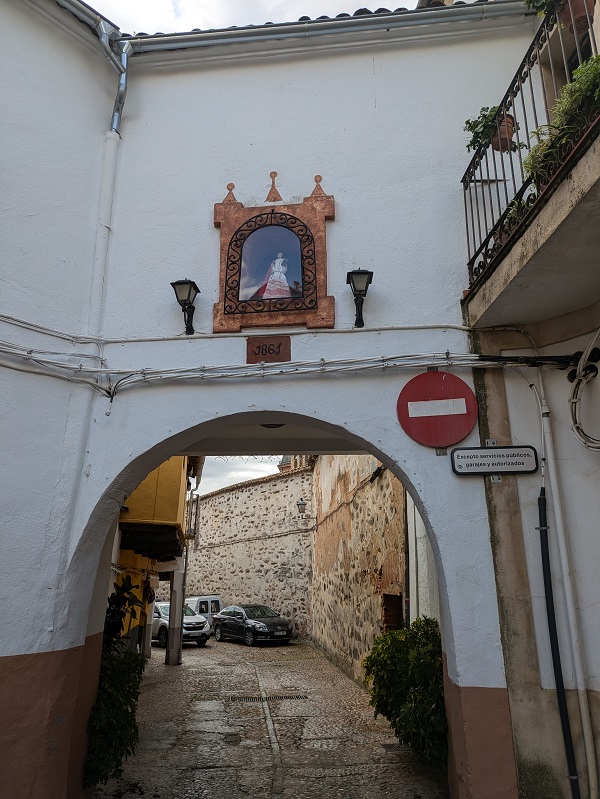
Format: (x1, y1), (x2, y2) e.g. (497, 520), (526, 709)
(451, 446), (538, 475)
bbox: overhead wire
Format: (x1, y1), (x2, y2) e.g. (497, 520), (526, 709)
(568, 326), (600, 450)
(0, 335), (581, 405)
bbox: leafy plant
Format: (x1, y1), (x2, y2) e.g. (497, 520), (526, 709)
(554, 55), (600, 119)
(84, 576), (147, 787)
(363, 616), (447, 763)
(524, 0), (555, 16)
(523, 56), (600, 182)
(102, 574), (143, 652)
(464, 106), (523, 153)
(464, 106), (499, 152)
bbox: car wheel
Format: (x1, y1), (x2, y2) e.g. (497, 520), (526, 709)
(244, 628), (255, 647)
(196, 639), (207, 647)
(157, 626), (168, 648)
(214, 625), (225, 642)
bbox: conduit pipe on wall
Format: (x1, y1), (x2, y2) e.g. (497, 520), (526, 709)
(87, 130), (120, 337)
(537, 380), (599, 799)
(87, 39), (132, 329)
(110, 42), (133, 134)
(538, 487), (581, 799)
(55, 3), (124, 73)
(97, 20), (126, 74)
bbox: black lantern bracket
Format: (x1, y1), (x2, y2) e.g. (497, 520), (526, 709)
(346, 269), (373, 328)
(171, 279), (200, 335)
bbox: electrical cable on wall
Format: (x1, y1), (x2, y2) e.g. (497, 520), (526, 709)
(0, 336), (582, 405)
(568, 327), (600, 450)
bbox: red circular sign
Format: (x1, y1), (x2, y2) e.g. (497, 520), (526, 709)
(397, 371), (478, 447)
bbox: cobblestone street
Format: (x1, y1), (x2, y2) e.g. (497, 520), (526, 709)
(95, 638), (448, 799)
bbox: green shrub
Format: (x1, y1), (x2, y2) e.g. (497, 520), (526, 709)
(363, 617), (447, 763)
(84, 576), (147, 787)
(524, 56), (600, 183)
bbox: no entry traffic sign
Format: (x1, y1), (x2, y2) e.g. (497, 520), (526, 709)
(397, 371), (478, 448)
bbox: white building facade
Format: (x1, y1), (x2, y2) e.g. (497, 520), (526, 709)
(4, 1), (600, 798)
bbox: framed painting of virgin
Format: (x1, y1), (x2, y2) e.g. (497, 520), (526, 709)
(213, 173), (335, 333)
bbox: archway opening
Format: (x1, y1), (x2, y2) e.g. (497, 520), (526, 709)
(82, 411), (446, 798)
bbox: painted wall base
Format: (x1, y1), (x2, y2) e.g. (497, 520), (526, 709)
(445, 664), (518, 799)
(0, 633), (102, 799)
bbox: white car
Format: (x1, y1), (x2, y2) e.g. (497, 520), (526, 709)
(151, 601), (210, 647)
(185, 594), (222, 633)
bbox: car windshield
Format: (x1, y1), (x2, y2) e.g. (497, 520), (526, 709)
(242, 605), (279, 618)
(183, 605), (195, 616)
(157, 605), (169, 617)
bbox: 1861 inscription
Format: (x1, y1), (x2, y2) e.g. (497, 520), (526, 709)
(246, 336), (291, 364)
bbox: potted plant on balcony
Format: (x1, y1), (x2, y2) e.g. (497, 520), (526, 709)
(464, 106), (520, 153)
(523, 55), (600, 186)
(560, 0), (595, 32)
(524, 0), (594, 33)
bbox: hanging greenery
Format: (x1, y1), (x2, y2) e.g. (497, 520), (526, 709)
(463, 106), (501, 152)
(524, 56), (600, 184)
(84, 575), (147, 787)
(363, 616), (447, 764)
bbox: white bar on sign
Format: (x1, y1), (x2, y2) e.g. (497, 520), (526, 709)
(407, 398), (467, 418)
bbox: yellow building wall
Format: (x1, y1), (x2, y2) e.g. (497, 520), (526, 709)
(115, 550), (157, 639)
(120, 456), (188, 532)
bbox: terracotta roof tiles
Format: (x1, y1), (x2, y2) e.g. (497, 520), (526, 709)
(121, 2), (496, 39)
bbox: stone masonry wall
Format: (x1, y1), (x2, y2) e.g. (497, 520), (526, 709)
(186, 469), (314, 635)
(184, 456), (431, 684)
(311, 455), (407, 682)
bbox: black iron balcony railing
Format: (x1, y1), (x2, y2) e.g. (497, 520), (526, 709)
(462, 0), (599, 291)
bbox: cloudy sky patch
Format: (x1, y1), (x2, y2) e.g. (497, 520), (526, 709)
(197, 456), (281, 495)
(89, 1), (413, 35)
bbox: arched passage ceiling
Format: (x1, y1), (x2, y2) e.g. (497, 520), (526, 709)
(179, 416), (365, 456)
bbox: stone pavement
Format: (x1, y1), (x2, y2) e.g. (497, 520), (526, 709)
(95, 638), (448, 799)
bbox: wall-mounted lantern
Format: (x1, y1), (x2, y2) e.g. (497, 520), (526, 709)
(346, 269), (373, 328)
(171, 279), (200, 335)
(296, 497), (307, 515)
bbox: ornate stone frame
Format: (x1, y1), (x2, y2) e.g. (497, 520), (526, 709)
(213, 174), (335, 333)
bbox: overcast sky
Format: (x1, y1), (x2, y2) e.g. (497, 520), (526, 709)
(196, 456), (281, 495)
(91, 1), (416, 35)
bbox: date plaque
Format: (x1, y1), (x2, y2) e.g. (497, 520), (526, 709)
(246, 336), (291, 364)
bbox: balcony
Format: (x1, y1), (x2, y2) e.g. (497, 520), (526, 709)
(119, 456), (189, 561)
(461, 0), (600, 327)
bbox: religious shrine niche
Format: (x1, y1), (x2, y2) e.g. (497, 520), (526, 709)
(213, 172), (335, 333)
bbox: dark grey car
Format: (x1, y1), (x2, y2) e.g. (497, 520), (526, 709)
(213, 604), (292, 646)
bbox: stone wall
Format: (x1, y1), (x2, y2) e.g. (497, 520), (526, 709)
(186, 468), (314, 635)
(310, 455), (408, 682)
(184, 455), (438, 681)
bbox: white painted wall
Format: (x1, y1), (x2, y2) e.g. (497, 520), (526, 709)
(103, 23), (535, 340)
(0, 0), (116, 332)
(503, 336), (600, 692)
(407, 493), (441, 623)
(0, 1), (540, 701)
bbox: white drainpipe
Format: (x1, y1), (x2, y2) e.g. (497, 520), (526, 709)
(52, 5), (133, 332)
(538, 371), (599, 799)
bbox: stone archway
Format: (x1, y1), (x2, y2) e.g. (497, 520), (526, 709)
(61, 387), (515, 799)
(2, 377), (517, 799)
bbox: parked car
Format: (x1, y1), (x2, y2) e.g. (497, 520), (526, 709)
(151, 601), (210, 647)
(212, 604), (293, 646)
(185, 594), (222, 633)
